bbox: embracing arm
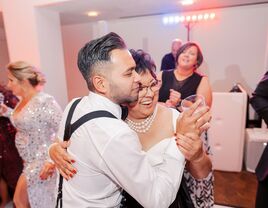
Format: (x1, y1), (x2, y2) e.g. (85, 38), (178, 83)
(49, 140), (76, 179)
(176, 132), (212, 179)
(99, 130), (185, 208)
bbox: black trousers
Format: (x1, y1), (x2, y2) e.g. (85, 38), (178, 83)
(255, 177), (268, 208)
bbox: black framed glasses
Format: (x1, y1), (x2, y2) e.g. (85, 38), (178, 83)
(139, 79), (162, 98)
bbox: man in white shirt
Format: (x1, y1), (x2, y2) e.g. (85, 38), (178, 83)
(51, 32), (210, 208)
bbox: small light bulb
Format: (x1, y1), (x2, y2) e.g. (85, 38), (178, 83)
(210, 13), (216, 19)
(87, 11), (99, 17)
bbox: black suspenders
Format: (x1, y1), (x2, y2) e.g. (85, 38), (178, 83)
(55, 98), (117, 208)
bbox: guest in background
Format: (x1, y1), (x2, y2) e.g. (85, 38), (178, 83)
(161, 39), (182, 71)
(250, 71), (268, 208)
(158, 42), (212, 109)
(0, 85), (23, 208)
(0, 61), (62, 208)
(158, 42), (214, 207)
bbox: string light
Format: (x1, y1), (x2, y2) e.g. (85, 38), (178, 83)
(162, 12), (216, 25)
(181, 0), (194, 6)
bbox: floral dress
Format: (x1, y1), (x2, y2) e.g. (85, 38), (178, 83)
(183, 133), (214, 208)
(6, 92), (62, 208)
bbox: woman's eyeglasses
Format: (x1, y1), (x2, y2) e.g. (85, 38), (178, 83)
(139, 79), (162, 98)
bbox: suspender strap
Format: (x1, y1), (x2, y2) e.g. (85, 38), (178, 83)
(55, 98), (117, 208)
(70, 110), (116, 136)
(63, 98), (82, 141)
(56, 98), (82, 208)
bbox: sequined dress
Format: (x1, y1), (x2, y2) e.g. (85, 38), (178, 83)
(7, 92), (62, 208)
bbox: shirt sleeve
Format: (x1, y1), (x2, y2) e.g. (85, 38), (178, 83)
(98, 128), (185, 208)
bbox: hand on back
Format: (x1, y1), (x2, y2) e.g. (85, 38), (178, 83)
(49, 140), (77, 180)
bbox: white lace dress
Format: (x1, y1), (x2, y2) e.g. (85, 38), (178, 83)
(7, 92), (62, 208)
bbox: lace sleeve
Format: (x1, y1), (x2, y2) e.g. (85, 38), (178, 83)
(184, 169), (214, 208)
(184, 131), (214, 208)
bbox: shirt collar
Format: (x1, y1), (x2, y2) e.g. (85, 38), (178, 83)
(87, 92), (122, 120)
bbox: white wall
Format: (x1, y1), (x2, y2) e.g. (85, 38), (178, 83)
(0, 26), (9, 85)
(61, 4), (268, 97)
(1, 0), (68, 108)
(35, 8), (68, 107)
(61, 23), (93, 99)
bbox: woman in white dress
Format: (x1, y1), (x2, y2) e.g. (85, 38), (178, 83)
(0, 61), (62, 208)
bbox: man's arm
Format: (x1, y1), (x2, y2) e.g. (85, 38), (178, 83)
(49, 99), (210, 208)
(250, 71), (268, 125)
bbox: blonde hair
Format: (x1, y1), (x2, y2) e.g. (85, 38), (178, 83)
(7, 61), (46, 87)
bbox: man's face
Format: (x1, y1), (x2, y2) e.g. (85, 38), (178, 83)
(172, 41), (182, 58)
(107, 49), (141, 104)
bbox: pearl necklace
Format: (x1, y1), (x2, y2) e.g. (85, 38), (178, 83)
(126, 106), (158, 133)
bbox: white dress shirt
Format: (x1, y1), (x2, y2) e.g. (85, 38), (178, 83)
(57, 92), (185, 208)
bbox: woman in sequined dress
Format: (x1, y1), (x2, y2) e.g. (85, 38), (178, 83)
(0, 61), (62, 208)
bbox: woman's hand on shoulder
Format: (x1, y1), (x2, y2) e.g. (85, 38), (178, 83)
(175, 132), (203, 162)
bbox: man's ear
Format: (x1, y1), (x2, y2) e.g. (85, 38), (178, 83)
(92, 75), (109, 94)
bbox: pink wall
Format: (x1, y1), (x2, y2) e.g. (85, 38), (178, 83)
(0, 27), (9, 85)
(61, 23), (93, 100)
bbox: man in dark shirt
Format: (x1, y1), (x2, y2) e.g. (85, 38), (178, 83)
(160, 39), (182, 71)
(250, 71), (268, 208)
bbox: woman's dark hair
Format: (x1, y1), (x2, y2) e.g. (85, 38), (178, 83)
(175, 42), (203, 69)
(77, 32), (127, 90)
(129, 49), (157, 80)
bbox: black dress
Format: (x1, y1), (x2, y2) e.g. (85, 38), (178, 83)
(0, 87), (23, 193)
(250, 71), (268, 208)
(158, 70), (203, 103)
(120, 177), (194, 208)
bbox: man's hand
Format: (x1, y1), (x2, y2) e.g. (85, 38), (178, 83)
(176, 132), (204, 162)
(49, 141), (77, 180)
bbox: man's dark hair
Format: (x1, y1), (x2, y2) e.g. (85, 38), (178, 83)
(129, 49), (157, 80)
(77, 32), (126, 90)
(175, 42), (203, 69)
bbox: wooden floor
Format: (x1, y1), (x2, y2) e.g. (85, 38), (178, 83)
(214, 170), (258, 208)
